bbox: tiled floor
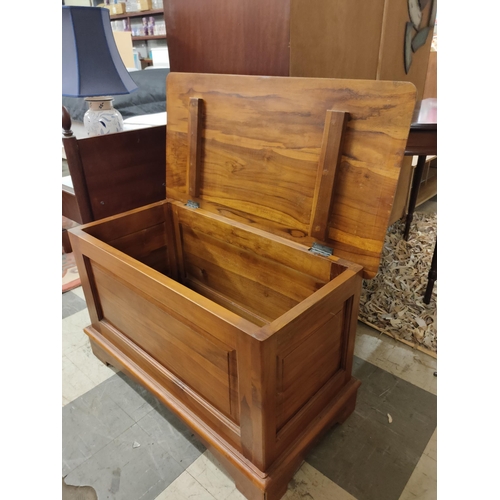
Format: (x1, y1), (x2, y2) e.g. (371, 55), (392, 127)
(62, 285), (437, 500)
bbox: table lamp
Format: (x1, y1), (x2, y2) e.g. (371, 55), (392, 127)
(62, 6), (138, 137)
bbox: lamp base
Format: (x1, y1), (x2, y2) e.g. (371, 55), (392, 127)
(83, 96), (123, 137)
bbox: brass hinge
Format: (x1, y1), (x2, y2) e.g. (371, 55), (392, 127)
(185, 200), (200, 209)
(309, 242), (333, 257)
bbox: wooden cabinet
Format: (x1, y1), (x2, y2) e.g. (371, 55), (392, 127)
(69, 73), (416, 500)
(164, 0), (291, 76)
(165, 0), (435, 101)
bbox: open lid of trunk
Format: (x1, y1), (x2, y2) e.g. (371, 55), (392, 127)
(165, 73), (416, 279)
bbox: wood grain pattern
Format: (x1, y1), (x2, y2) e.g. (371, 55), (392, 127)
(164, 0), (431, 123)
(163, 202), (180, 282)
(85, 319), (361, 500)
(70, 201), (362, 499)
(166, 73), (416, 279)
(82, 202), (166, 242)
(79, 126), (166, 221)
(180, 224), (324, 317)
(266, 268), (362, 353)
(164, 0), (290, 76)
(187, 97), (203, 199)
(109, 226), (167, 272)
(70, 218), (261, 344)
(289, 0), (433, 101)
(81, 203), (170, 274)
(69, 196), (362, 469)
(62, 125), (166, 224)
(93, 262), (237, 420)
(309, 110), (348, 240)
(68, 74), (418, 500)
(174, 202), (338, 283)
(86, 323), (243, 451)
(290, 0), (386, 79)
(237, 333), (278, 471)
(185, 278), (270, 327)
(182, 249), (298, 322)
(277, 308), (344, 429)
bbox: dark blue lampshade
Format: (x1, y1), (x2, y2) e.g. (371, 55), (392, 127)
(62, 6), (138, 97)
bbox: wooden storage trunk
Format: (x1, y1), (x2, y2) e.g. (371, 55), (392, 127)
(69, 73), (416, 500)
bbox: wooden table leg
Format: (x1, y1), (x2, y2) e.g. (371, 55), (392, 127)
(403, 155), (427, 240)
(423, 241), (437, 304)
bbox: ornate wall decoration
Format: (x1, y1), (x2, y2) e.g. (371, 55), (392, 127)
(404, 0), (437, 74)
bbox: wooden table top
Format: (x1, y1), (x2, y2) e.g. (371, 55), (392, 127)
(406, 98), (437, 155)
(411, 98), (437, 128)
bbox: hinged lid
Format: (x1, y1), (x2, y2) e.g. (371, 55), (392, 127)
(166, 73), (416, 278)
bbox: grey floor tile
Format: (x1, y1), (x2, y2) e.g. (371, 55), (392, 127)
(62, 386), (135, 476)
(63, 372), (161, 477)
(305, 356), (437, 500)
(63, 291), (87, 319)
(65, 423), (185, 500)
(63, 370), (206, 499)
(137, 402), (206, 469)
(63, 353), (436, 500)
(102, 372), (163, 422)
